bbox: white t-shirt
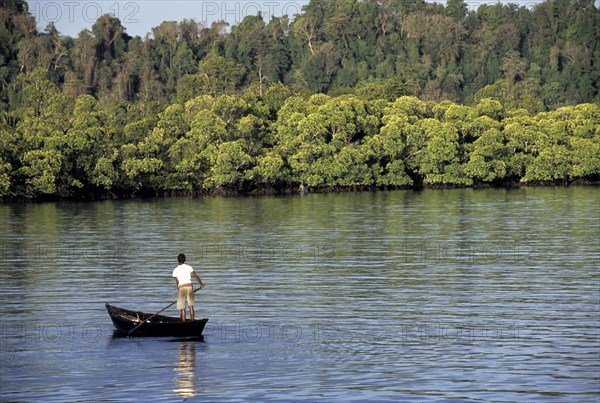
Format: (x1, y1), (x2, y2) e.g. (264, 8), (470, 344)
(172, 264), (194, 285)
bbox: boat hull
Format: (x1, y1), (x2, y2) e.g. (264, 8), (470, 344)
(106, 303), (208, 337)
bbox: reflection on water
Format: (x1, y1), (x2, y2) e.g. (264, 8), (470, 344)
(173, 340), (197, 399)
(0, 187), (598, 401)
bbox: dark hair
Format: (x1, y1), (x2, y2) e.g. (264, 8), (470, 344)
(177, 253), (186, 264)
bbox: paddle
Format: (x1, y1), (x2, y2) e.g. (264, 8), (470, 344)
(127, 287), (202, 336)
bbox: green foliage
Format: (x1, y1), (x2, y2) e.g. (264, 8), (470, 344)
(464, 129), (508, 182)
(253, 151), (290, 185)
(0, 158), (12, 196)
(522, 145), (571, 182)
(207, 140), (253, 189)
(65, 94), (114, 191)
(1, 0), (599, 112)
(570, 136), (600, 178)
(418, 120), (472, 186)
(368, 115), (413, 186)
(2, 78), (598, 198)
(198, 52), (245, 96)
(1, 0), (600, 199)
(19, 149), (63, 196)
(355, 78), (413, 102)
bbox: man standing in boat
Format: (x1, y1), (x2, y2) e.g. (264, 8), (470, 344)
(172, 253), (205, 321)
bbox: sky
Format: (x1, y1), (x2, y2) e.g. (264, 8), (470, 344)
(26, 0), (309, 37)
(25, 0), (596, 39)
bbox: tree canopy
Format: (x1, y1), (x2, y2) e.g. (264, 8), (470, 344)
(2, 0), (599, 110)
(0, 0), (599, 199)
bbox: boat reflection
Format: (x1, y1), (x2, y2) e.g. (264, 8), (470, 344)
(173, 339), (199, 399)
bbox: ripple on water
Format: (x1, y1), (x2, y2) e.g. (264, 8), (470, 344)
(1, 188), (599, 401)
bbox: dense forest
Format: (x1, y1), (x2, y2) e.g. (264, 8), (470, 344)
(0, 0), (599, 199)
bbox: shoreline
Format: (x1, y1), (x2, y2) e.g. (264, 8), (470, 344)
(2, 179), (598, 203)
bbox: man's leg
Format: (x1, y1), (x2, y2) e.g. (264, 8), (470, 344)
(177, 288), (186, 321)
(189, 305), (195, 321)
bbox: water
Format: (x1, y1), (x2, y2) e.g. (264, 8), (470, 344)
(1, 187), (599, 401)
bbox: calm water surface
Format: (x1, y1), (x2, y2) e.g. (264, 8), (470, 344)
(1, 187), (599, 401)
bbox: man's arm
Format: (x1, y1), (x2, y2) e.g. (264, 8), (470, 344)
(174, 277), (179, 288)
(192, 272), (205, 289)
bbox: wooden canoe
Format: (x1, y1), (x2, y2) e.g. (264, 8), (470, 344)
(106, 303), (208, 337)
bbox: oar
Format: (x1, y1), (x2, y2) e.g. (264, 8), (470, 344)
(128, 287), (202, 336)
